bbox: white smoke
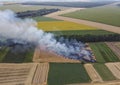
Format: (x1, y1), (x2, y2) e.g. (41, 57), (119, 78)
(0, 10), (93, 61)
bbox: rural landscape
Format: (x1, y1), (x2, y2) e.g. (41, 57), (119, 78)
(0, 0), (120, 85)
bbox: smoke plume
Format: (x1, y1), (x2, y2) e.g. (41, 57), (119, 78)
(0, 10), (94, 61)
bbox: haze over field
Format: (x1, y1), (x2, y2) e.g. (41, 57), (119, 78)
(0, 0), (119, 2)
(0, 10), (93, 61)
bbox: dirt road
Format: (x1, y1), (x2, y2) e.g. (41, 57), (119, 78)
(45, 8), (120, 34)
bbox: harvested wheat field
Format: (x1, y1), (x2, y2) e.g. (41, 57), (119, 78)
(105, 42), (120, 59)
(0, 63), (37, 85)
(33, 47), (80, 63)
(105, 62), (120, 79)
(32, 63), (49, 85)
(84, 64), (103, 83)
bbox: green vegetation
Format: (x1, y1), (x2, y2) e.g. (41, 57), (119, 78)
(48, 63), (91, 85)
(89, 42), (119, 63)
(62, 5), (120, 27)
(49, 30), (120, 42)
(23, 50), (34, 62)
(0, 47), (9, 62)
(94, 63), (116, 81)
(2, 47), (34, 63)
(33, 16), (59, 21)
(49, 30), (115, 36)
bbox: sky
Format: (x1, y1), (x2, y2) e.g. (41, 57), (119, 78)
(0, 0), (119, 2)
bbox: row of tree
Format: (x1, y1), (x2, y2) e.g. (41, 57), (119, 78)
(55, 34), (120, 42)
(16, 8), (60, 18)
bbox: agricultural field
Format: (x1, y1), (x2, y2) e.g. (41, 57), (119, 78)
(0, 63), (36, 85)
(0, 2), (120, 85)
(93, 63), (116, 81)
(33, 47), (80, 63)
(2, 50), (34, 63)
(48, 63), (91, 85)
(0, 4), (70, 12)
(105, 42), (120, 59)
(0, 4), (43, 12)
(37, 21), (98, 31)
(0, 47), (9, 62)
(89, 42), (119, 63)
(62, 5), (120, 27)
(105, 62), (120, 79)
(84, 64), (103, 83)
(0, 46), (34, 63)
(49, 30), (115, 36)
(32, 63), (49, 85)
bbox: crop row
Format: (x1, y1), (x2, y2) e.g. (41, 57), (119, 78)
(89, 42), (120, 63)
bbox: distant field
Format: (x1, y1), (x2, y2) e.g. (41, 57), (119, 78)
(37, 21), (97, 31)
(89, 42), (119, 63)
(48, 63), (91, 85)
(33, 16), (59, 22)
(0, 4), (42, 12)
(62, 5), (120, 27)
(0, 4), (70, 12)
(24, 1), (115, 8)
(93, 63), (116, 81)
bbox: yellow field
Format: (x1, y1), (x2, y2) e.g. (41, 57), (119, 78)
(37, 21), (98, 31)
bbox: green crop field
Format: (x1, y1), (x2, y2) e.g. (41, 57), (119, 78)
(2, 47), (34, 63)
(89, 42), (119, 63)
(62, 5), (120, 27)
(49, 30), (115, 36)
(48, 63), (91, 85)
(93, 63), (116, 81)
(0, 47), (9, 62)
(33, 16), (59, 22)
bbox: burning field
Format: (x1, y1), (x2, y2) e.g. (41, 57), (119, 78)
(0, 7), (120, 85)
(0, 10), (96, 63)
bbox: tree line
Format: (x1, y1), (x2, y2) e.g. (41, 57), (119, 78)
(55, 34), (120, 42)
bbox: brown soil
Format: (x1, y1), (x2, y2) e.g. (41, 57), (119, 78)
(32, 63), (49, 85)
(33, 47), (80, 63)
(0, 63), (36, 85)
